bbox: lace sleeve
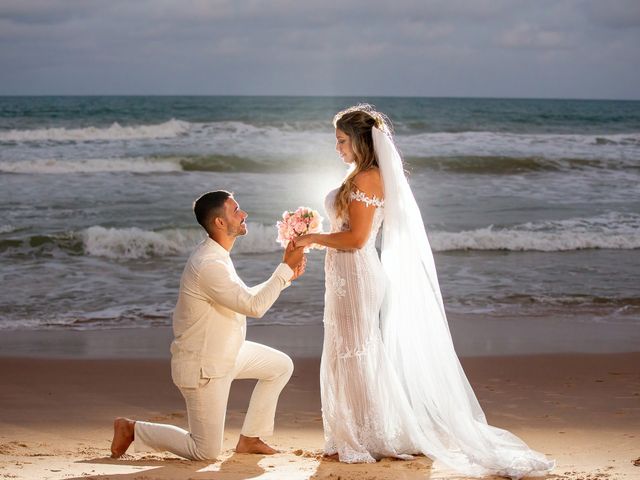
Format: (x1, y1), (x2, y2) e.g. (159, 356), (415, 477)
(349, 189), (384, 208)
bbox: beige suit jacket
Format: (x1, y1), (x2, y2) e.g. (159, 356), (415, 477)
(170, 237), (293, 388)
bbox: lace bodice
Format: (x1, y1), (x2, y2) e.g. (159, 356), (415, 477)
(324, 187), (384, 250)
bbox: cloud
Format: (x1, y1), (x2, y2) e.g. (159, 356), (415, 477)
(497, 24), (572, 50)
(0, 0), (638, 98)
(586, 0), (640, 29)
(0, 0), (97, 25)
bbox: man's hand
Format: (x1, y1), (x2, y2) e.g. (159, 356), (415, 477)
(283, 241), (305, 277)
(291, 255), (306, 281)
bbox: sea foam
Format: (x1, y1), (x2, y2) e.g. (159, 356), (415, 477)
(3, 120), (639, 171)
(5, 213), (638, 260)
(83, 226), (202, 259)
(430, 213), (640, 252)
(0, 119), (190, 142)
(399, 131), (640, 162)
(431, 227), (640, 251)
(82, 222), (281, 259)
(0, 158), (182, 174)
(80, 213), (640, 260)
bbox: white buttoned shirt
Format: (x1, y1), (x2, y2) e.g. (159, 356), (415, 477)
(170, 237), (293, 388)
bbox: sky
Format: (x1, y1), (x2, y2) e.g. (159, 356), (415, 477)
(0, 0), (639, 99)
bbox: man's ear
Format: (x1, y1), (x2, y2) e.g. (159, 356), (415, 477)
(212, 216), (225, 230)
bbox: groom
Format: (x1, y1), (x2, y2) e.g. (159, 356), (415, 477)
(110, 190), (306, 460)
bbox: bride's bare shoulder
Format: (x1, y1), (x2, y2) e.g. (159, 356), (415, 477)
(353, 168), (382, 195)
(353, 168), (383, 198)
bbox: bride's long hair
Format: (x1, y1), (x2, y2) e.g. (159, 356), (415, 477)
(333, 104), (391, 219)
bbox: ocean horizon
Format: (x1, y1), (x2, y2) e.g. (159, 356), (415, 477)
(2, 94), (639, 101)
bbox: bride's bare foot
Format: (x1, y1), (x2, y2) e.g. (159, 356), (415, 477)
(110, 417), (135, 458)
(323, 452), (340, 461)
(235, 435), (278, 455)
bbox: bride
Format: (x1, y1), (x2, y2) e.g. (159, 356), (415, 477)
(293, 104), (555, 478)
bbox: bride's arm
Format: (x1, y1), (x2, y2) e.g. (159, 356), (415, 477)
(294, 171), (383, 251)
(296, 203), (373, 250)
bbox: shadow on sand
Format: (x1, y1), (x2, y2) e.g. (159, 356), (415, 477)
(68, 452), (265, 480)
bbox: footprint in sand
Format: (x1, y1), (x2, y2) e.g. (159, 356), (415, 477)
(0, 441), (29, 455)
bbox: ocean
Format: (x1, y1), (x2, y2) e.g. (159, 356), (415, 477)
(1, 96), (639, 332)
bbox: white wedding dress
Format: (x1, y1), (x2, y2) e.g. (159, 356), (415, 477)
(321, 187), (422, 463)
(320, 128), (555, 479)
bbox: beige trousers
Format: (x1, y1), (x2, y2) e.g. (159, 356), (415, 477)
(134, 341), (294, 460)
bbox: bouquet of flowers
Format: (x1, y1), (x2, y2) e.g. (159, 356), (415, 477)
(276, 206), (324, 251)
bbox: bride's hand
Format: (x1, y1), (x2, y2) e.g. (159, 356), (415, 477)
(293, 234), (315, 248)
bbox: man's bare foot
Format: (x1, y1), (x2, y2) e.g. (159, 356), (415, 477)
(235, 434), (278, 455)
(110, 417), (135, 458)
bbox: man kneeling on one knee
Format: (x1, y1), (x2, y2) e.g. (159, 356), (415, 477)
(110, 190), (306, 460)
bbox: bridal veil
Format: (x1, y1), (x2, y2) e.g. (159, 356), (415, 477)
(374, 126), (555, 479)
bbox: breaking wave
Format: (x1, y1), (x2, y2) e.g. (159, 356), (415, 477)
(0, 158), (182, 174)
(405, 155), (632, 174)
(2, 120), (639, 164)
(430, 213), (640, 252)
(2, 213), (639, 258)
(0, 119), (190, 142)
(2, 153), (636, 175)
(82, 223), (281, 259)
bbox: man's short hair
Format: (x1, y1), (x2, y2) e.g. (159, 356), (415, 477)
(193, 190), (233, 233)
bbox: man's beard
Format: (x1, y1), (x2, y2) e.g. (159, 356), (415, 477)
(228, 224), (247, 237)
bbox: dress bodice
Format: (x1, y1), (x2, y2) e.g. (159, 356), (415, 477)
(324, 187), (385, 250)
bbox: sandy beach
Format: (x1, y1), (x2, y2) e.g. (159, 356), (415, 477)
(0, 324), (638, 480)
